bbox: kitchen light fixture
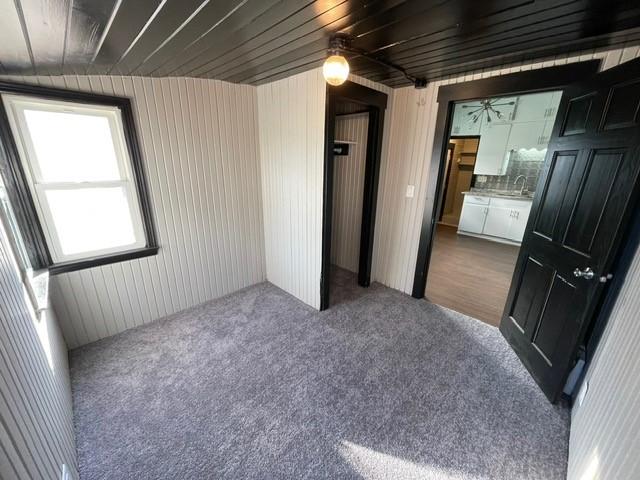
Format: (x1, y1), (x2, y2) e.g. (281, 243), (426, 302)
(323, 34), (426, 89)
(463, 98), (516, 123)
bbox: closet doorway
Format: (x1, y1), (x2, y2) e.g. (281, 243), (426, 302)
(321, 82), (387, 309)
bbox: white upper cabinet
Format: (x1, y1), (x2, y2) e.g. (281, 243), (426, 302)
(451, 102), (482, 136)
(474, 123), (511, 175)
(507, 121), (547, 151)
(512, 91), (562, 122)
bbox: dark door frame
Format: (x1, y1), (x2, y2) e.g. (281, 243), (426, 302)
(411, 60), (601, 300)
(321, 81), (388, 310)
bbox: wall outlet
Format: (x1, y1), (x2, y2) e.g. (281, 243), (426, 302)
(405, 185), (415, 198)
(476, 175), (487, 183)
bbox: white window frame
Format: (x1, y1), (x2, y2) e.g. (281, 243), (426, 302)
(1, 94), (146, 263)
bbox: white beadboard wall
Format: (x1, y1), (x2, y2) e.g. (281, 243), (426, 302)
(255, 71), (389, 307)
(567, 244), (640, 480)
(0, 222), (77, 478)
(2, 75), (265, 348)
(370, 44), (640, 295)
(331, 113), (369, 272)
(256, 68), (325, 309)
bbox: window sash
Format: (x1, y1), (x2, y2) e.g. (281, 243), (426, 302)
(2, 94), (147, 263)
(33, 181), (146, 262)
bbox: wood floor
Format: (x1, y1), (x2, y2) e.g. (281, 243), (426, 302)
(425, 224), (520, 327)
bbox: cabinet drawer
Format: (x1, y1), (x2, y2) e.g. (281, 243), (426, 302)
(464, 195), (490, 205)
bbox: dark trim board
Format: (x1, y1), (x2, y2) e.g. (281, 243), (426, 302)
(411, 60), (601, 299)
(320, 81), (388, 310)
(0, 80), (158, 274)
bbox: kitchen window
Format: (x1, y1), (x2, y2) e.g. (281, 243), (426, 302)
(0, 83), (157, 273)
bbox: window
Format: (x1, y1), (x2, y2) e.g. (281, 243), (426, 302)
(0, 84), (157, 273)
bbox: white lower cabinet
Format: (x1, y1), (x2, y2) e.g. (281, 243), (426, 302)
(458, 203), (488, 233)
(507, 204), (531, 241)
(458, 195), (532, 244)
(484, 206), (512, 238)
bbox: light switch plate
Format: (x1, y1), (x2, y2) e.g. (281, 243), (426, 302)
(405, 185), (415, 198)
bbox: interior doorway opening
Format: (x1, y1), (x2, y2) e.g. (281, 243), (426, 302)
(321, 81), (388, 310)
(425, 91), (562, 326)
(329, 102), (370, 304)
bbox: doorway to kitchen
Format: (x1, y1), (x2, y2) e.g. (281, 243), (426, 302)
(425, 91), (561, 326)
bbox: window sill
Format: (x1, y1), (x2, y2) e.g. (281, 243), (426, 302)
(48, 246), (159, 275)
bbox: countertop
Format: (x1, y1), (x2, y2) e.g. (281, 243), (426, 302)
(462, 190), (534, 201)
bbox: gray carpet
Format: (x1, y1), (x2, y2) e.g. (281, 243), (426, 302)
(70, 267), (569, 480)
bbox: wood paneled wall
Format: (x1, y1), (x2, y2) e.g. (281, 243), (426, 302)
(256, 68), (326, 309)
(2, 75), (266, 348)
(331, 113), (369, 273)
(567, 243), (640, 480)
(0, 222), (77, 479)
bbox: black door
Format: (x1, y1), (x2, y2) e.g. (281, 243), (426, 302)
(500, 58), (640, 402)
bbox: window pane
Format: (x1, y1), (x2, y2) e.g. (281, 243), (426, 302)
(24, 109), (121, 182)
(44, 187), (137, 256)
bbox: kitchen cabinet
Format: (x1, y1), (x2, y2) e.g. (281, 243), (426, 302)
(512, 91), (562, 122)
(507, 204), (531, 242)
(507, 121), (547, 151)
(540, 120), (555, 146)
(474, 123), (511, 175)
(483, 206), (512, 238)
(458, 202), (488, 234)
(451, 102), (482, 136)
(458, 195), (532, 243)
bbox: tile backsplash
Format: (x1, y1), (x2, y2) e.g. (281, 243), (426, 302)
(473, 148), (546, 193)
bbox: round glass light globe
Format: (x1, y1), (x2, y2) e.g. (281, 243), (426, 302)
(323, 55), (349, 86)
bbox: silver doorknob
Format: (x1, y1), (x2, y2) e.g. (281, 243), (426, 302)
(573, 267), (595, 280)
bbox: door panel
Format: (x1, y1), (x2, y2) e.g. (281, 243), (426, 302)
(533, 152), (578, 239)
(601, 79), (640, 130)
(500, 58), (640, 402)
(509, 256), (554, 333)
(531, 274), (577, 364)
(561, 93), (595, 136)
(563, 149), (625, 255)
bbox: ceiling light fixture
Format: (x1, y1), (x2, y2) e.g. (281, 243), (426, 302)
(323, 35), (350, 86)
(463, 98), (517, 123)
(323, 34), (427, 89)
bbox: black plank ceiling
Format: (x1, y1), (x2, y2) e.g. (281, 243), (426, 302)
(1, 0), (639, 87)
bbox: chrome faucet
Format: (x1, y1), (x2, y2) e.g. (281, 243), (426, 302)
(514, 175), (527, 195)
